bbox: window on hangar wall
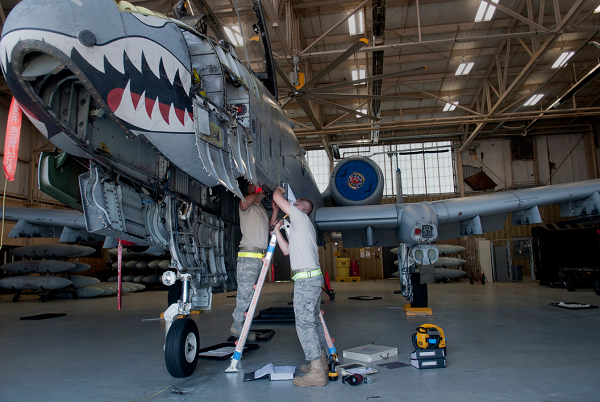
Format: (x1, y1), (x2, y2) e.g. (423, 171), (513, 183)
(306, 141), (456, 196)
(510, 137), (534, 161)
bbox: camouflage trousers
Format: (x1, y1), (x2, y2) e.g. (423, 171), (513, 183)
(293, 274), (327, 361)
(232, 256), (262, 323)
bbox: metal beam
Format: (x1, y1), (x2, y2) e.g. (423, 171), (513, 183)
(151, 0), (170, 11)
(310, 66), (427, 92)
(302, 39), (369, 91)
(301, 25), (600, 57)
(293, 106), (600, 137)
(261, 0), (293, 59)
(517, 37), (533, 57)
(458, 0), (587, 154)
(308, 96), (381, 120)
(310, 92), (423, 101)
(0, 0), (6, 24)
(492, 1), (547, 32)
(302, 0), (370, 54)
(188, 0), (228, 41)
(401, 82), (484, 117)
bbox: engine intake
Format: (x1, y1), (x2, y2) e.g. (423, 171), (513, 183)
(328, 156), (384, 206)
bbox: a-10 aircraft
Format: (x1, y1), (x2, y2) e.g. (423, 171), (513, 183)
(2, 0), (600, 378)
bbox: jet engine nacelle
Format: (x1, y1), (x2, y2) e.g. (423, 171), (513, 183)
(328, 156), (384, 206)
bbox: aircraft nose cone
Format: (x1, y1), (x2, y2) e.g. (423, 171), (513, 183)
(1, 0), (122, 43)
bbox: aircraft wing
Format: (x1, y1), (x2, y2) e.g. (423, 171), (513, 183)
(426, 179), (600, 239)
(315, 178), (600, 248)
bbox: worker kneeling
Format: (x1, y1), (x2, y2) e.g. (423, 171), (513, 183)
(273, 187), (328, 387)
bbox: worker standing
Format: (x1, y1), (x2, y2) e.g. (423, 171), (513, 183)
(272, 186), (328, 387)
(230, 183), (278, 341)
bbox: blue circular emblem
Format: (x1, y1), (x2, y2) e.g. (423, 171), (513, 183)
(347, 172), (365, 190)
(334, 159), (378, 201)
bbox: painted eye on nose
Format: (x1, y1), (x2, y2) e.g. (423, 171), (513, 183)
(78, 30), (96, 47)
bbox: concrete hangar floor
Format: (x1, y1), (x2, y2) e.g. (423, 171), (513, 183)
(0, 279), (598, 401)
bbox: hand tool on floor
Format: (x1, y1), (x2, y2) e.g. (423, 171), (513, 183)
(412, 324), (446, 351)
(319, 310), (339, 381)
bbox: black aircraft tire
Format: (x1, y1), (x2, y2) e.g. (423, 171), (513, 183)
(165, 318), (199, 378)
(469, 276), (474, 285)
(594, 279), (600, 296)
(481, 275), (486, 285)
(411, 273), (428, 308)
(168, 281), (183, 306)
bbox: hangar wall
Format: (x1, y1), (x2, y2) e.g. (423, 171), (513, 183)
(460, 133), (595, 191)
(0, 105), (66, 247)
(0, 105), (109, 274)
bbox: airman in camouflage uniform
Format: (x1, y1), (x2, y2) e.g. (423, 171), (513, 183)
(273, 187), (328, 387)
(230, 183), (278, 340)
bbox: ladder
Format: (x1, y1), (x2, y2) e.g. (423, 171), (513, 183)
(225, 231), (277, 372)
(225, 222), (338, 373)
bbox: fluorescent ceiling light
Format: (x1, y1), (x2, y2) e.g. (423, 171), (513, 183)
(475, 0), (499, 22)
(352, 68), (366, 84)
(348, 10), (364, 35)
(595, 5), (600, 13)
(551, 51), (574, 69)
(224, 26), (243, 47)
(443, 101), (458, 112)
(523, 94), (544, 106)
(455, 62), (474, 76)
(356, 108), (367, 117)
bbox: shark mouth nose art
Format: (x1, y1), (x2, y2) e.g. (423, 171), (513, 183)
(107, 82), (193, 128)
(0, 30), (194, 133)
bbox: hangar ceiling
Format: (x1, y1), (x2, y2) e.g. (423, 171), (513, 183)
(2, 0), (600, 154)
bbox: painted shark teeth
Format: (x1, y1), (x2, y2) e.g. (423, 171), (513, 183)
(0, 29), (192, 96)
(111, 80), (193, 132)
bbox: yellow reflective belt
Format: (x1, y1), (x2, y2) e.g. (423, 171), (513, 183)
(238, 252), (265, 258)
(292, 269), (322, 281)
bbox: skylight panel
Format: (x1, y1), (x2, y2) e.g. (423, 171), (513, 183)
(443, 102), (458, 112)
(352, 68), (366, 84)
(475, 0), (500, 22)
(523, 94), (544, 106)
(349, 10), (364, 35)
(224, 25), (243, 47)
(455, 62), (474, 76)
(551, 51), (574, 69)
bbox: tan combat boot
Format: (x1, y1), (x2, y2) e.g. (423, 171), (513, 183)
(293, 359), (328, 387)
(300, 349), (328, 373)
(229, 321), (256, 341)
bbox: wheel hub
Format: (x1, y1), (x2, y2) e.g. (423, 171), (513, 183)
(184, 333), (197, 363)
